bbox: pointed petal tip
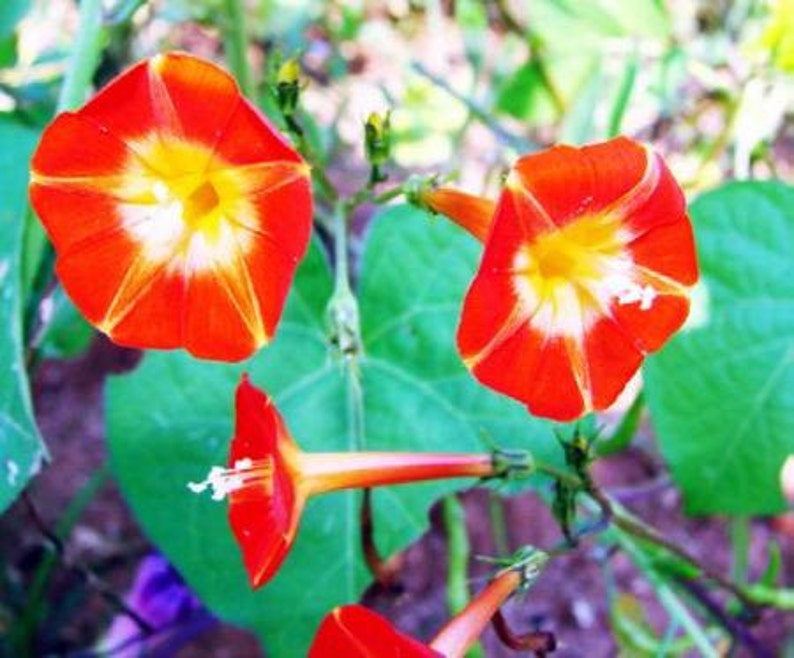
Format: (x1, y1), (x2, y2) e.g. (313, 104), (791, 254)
(236, 523), (295, 590)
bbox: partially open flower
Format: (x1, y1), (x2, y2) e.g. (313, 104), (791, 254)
(420, 186), (494, 242)
(30, 52), (313, 361)
(310, 605), (440, 657)
(189, 375), (532, 588)
(423, 138), (698, 421)
(309, 549), (549, 658)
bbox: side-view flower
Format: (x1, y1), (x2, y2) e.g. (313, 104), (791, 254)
(189, 375), (534, 589)
(422, 137), (699, 421)
(309, 548), (551, 657)
(29, 52), (313, 361)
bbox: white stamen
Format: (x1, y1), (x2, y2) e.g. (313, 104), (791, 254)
(188, 458), (254, 501)
(605, 274), (657, 311)
(638, 285), (657, 311)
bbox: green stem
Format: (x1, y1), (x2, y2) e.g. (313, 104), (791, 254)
(442, 495), (485, 658)
(693, 95), (740, 186)
(535, 459), (582, 489)
(443, 495), (470, 613)
(372, 184), (406, 206)
(609, 501), (756, 612)
(606, 47), (639, 139)
(327, 204), (365, 454)
(488, 491), (510, 558)
(411, 61), (534, 152)
(730, 516), (750, 586)
(541, 452), (756, 613)
(286, 120), (336, 204)
(25, 0), (107, 345)
(332, 204), (353, 302)
(617, 531), (720, 658)
(57, 0), (105, 112)
(596, 392), (645, 457)
(742, 585), (794, 610)
(221, 0), (254, 98)
(346, 361), (365, 451)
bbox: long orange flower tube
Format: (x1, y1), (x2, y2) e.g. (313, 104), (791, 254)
(29, 53), (313, 361)
(309, 549), (549, 657)
(423, 137), (698, 421)
(189, 375), (531, 589)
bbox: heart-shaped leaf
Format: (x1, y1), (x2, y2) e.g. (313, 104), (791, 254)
(644, 181), (794, 514)
(0, 117), (47, 513)
(108, 206), (558, 655)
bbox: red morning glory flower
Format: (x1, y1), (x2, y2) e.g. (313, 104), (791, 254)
(309, 550), (549, 657)
(309, 605), (440, 657)
(29, 52), (313, 361)
(422, 137), (698, 421)
(189, 375), (528, 589)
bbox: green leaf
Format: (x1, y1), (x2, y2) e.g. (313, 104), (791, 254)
(108, 206), (559, 656)
(760, 541), (782, 588)
(644, 182), (794, 515)
(108, 243), (358, 658)
(0, 0), (29, 39)
(558, 56), (603, 144)
(37, 287), (93, 360)
(359, 207), (559, 555)
(496, 54), (595, 125)
(496, 0), (670, 127)
(0, 117), (47, 513)
(0, 33), (18, 68)
(528, 0), (670, 48)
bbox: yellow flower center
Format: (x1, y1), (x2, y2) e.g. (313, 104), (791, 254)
(512, 213), (639, 337)
(527, 213), (625, 282)
(117, 136), (258, 272)
(184, 180), (221, 225)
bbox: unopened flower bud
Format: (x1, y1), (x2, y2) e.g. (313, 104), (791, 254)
(276, 57), (301, 117)
(364, 111), (391, 183)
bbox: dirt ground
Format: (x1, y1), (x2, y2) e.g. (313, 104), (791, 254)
(1, 336), (792, 657)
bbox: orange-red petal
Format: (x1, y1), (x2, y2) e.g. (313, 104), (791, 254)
(309, 606), (441, 658)
(210, 96), (305, 166)
(29, 113), (139, 252)
(510, 137), (685, 233)
(581, 318), (643, 411)
(80, 53), (240, 154)
(228, 375), (302, 589)
(629, 215), (699, 286)
(53, 228), (140, 326)
(105, 267), (185, 349)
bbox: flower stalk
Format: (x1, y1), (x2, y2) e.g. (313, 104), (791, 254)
(57, 0), (105, 112)
(221, 0), (254, 98)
